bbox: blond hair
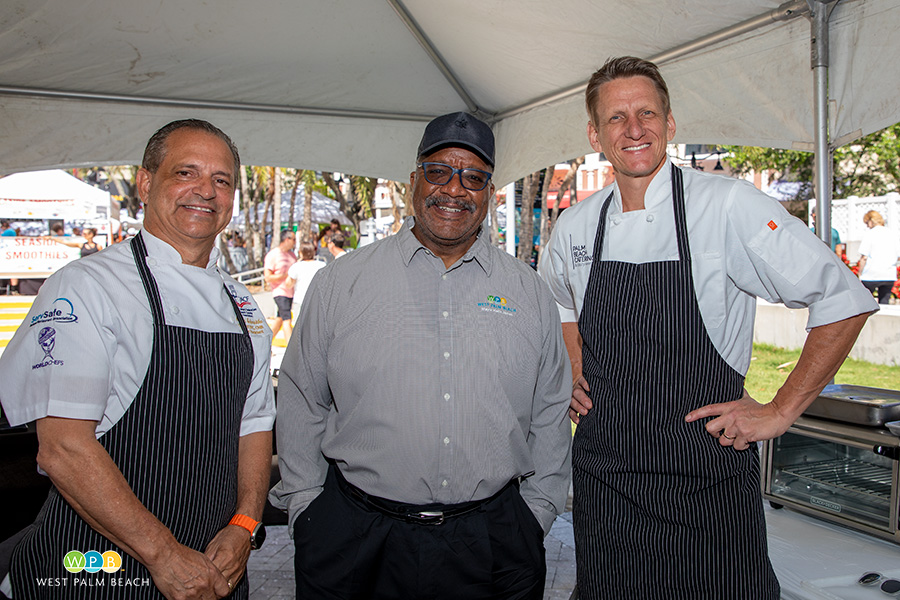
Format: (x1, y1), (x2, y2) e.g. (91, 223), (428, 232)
(864, 210), (885, 226)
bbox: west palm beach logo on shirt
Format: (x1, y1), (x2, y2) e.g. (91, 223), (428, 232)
(32, 326), (64, 369)
(477, 294), (517, 315)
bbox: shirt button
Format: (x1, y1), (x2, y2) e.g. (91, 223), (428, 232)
(443, 437), (450, 445)
(443, 351), (450, 359)
(171, 306), (180, 314)
(612, 217), (621, 225)
(442, 311), (449, 318)
(646, 214), (655, 223)
(442, 274), (447, 280)
(147, 258), (157, 266)
(441, 480), (448, 487)
(443, 393), (450, 401)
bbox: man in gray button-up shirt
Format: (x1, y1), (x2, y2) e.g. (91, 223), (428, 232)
(271, 112), (571, 599)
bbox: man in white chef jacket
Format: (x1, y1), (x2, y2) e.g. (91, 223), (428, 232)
(539, 56), (878, 599)
(0, 119), (274, 600)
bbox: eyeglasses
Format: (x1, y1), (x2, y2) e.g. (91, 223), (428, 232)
(417, 162), (493, 191)
(858, 572), (900, 595)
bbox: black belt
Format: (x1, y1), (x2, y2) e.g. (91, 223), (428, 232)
(333, 467), (517, 526)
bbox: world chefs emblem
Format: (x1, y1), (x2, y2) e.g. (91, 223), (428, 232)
(33, 326), (64, 370)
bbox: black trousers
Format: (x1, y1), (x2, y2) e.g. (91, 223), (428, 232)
(293, 467), (545, 600)
(863, 280), (894, 304)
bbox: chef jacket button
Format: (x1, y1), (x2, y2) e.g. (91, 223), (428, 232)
(441, 479), (448, 487)
(171, 306), (180, 315)
(646, 214), (655, 223)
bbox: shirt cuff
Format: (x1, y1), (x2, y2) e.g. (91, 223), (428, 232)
(557, 304), (577, 324)
(268, 484), (323, 537)
(525, 498), (559, 537)
(239, 413), (276, 436)
(806, 286), (879, 330)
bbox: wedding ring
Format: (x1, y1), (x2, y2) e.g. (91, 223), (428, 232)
(722, 432), (736, 440)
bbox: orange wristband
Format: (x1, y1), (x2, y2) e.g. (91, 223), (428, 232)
(229, 514), (260, 534)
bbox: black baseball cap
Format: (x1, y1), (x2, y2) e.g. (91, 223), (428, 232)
(417, 112), (495, 167)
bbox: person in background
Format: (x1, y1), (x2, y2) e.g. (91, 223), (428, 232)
(284, 240), (325, 318)
(230, 232), (250, 274)
(858, 209), (900, 304)
(326, 231), (348, 260)
(0, 220), (15, 236)
(271, 111), (571, 600)
(539, 56), (877, 599)
(264, 229), (297, 342)
(0, 118), (274, 599)
(50, 227), (102, 258)
(810, 207), (844, 258)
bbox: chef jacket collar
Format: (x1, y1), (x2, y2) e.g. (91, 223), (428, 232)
(609, 156), (673, 216)
(141, 229), (222, 270)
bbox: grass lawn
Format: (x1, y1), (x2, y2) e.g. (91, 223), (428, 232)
(745, 343), (900, 402)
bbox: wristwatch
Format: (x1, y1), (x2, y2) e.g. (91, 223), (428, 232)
(229, 514), (266, 550)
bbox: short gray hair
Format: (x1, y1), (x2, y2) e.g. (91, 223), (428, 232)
(142, 119), (241, 180)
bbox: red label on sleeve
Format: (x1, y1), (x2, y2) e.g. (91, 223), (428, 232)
(768, 220), (777, 230)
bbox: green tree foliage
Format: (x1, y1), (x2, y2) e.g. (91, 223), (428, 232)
(722, 123), (900, 201)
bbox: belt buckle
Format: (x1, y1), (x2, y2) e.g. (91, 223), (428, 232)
(409, 510), (444, 525)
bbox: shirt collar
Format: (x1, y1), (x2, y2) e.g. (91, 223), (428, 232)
(397, 217), (493, 275)
(141, 230), (221, 270)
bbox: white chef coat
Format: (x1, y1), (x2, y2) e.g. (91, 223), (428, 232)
(0, 231), (275, 436)
(858, 224), (900, 281)
(538, 159), (878, 375)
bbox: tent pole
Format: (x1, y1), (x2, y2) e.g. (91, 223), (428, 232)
(505, 183), (517, 257)
(810, 0), (840, 246)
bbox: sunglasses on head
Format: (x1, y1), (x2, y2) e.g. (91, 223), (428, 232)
(858, 572), (900, 595)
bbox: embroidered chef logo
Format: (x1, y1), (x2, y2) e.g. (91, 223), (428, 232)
(32, 326), (64, 369)
(228, 285), (257, 319)
(570, 235), (592, 268)
(477, 294), (517, 315)
(30, 297), (78, 327)
(245, 318), (265, 335)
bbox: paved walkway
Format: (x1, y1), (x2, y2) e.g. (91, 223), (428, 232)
(247, 512), (577, 599)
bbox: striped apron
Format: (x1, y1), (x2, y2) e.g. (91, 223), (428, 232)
(11, 232), (254, 599)
(572, 165), (779, 599)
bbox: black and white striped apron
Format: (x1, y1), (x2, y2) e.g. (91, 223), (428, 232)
(572, 165), (779, 599)
(11, 232), (254, 599)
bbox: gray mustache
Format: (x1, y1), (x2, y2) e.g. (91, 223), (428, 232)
(425, 195), (476, 213)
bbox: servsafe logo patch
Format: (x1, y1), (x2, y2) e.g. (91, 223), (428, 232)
(63, 550), (122, 573)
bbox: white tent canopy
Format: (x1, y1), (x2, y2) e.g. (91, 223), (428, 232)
(0, 170), (110, 220)
(0, 0), (898, 186)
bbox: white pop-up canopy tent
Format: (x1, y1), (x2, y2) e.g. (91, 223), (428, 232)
(0, 0), (898, 222)
(0, 170), (110, 221)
